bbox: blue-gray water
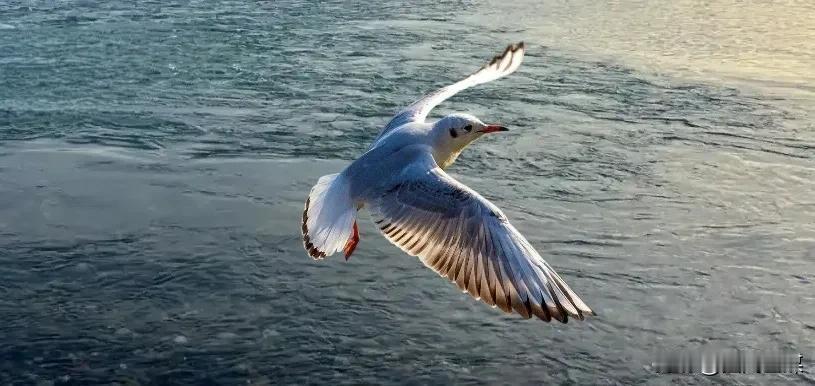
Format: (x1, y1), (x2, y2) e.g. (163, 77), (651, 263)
(2, 1), (814, 385)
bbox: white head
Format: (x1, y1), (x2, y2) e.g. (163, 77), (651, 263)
(430, 113), (508, 169)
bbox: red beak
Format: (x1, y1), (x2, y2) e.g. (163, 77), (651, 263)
(479, 125), (509, 134)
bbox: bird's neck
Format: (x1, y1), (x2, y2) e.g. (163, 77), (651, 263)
(428, 130), (470, 170)
(433, 147), (464, 170)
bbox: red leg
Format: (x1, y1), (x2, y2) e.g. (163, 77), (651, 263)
(343, 221), (359, 260)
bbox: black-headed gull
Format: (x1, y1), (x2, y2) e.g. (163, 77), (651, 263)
(302, 42), (594, 322)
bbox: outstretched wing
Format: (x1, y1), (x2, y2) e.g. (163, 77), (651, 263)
(378, 42), (525, 139)
(368, 148), (593, 322)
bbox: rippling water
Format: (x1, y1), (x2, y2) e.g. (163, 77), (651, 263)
(1, 0), (814, 384)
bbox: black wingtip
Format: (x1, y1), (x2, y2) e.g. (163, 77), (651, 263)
(302, 196), (328, 260)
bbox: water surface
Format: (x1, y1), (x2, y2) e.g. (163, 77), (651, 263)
(1, 0), (814, 384)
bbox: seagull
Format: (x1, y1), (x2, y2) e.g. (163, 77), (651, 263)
(301, 42), (594, 322)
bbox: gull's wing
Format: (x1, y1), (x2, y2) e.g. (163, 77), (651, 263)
(378, 42), (525, 139)
(368, 147), (593, 322)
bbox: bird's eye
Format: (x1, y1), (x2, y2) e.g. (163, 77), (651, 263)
(463, 124), (472, 132)
(449, 128), (458, 138)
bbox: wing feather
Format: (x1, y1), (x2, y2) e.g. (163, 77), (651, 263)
(376, 42), (525, 140)
(368, 150), (594, 322)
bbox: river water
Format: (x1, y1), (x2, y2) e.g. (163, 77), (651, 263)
(1, 0), (813, 384)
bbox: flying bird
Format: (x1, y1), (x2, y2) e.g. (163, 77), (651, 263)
(301, 42), (594, 322)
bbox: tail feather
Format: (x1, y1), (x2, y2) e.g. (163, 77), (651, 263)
(302, 173), (358, 259)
